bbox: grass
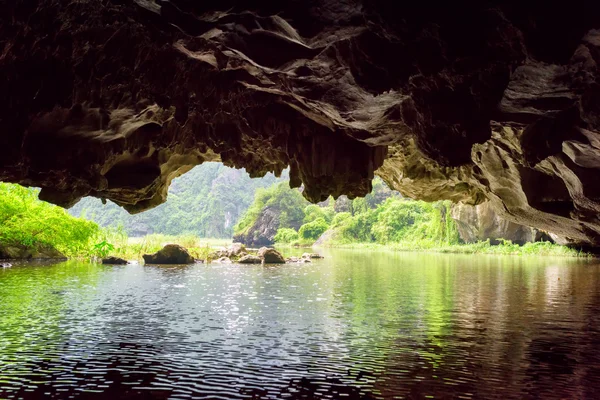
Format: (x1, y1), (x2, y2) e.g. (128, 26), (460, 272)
(102, 232), (232, 261)
(317, 239), (593, 258)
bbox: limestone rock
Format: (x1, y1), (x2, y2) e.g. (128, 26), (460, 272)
(238, 255), (262, 264)
(227, 243), (247, 257)
(234, 204), (303, 247)
(2, 2), (600, 246)
(0, 242), (67, 260)
(102, 256), (128, 265)
(143, 244), (194, 265)
(216, 257), (232, 264)
(450, 202), (551, 245)
(258, 247), (286, 264)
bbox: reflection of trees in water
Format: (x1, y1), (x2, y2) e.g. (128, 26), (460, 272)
(2, 254), (600, 399)
(322, 250), (600, 399)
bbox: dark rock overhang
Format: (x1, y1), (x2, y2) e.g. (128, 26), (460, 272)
(1, 0), (599, 246)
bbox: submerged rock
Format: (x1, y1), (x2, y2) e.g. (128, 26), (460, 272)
(302, 253), (323, 259)
(238, 254), (262, 264)
(258, 247), (285, 264)
(102, 256), (128, 265)
(143, 244), (194, 265)
(0, 242), (67, 260)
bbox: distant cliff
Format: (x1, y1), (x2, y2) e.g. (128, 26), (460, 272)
(69, 163), (285, 238)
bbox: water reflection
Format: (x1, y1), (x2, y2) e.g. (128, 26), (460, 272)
(1, 251), (599, 398)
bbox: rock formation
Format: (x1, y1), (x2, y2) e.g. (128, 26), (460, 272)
(451, 202), (553, 245)
(1, 1), (600, 246)
(238, 254), (262, 264)
(233, 205), (300, 247)
(102, 256), (129, 265)
(0, 242), (67, 260)
(257, 247), (285, 264)
(143, 244), (195, 264)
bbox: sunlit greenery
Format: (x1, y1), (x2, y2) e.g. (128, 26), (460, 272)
(0, 183), (100, 257)
(231, 179), (589, 257)
(233, 181), (306, 236)
(70, 163), (284, 238)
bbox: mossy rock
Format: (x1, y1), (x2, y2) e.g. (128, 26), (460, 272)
(143, 244), (194, 265)
(0, 242), (67, 260)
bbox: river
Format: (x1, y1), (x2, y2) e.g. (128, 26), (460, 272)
(1, 250), (599, 399)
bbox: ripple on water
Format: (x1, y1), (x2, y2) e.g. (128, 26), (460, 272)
(1, 253), (600, 399)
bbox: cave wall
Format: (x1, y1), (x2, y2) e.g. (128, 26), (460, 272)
(1, 1), (600, 245)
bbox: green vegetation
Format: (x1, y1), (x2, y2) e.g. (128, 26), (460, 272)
(0, 182), (230, 260)
(1, 162), (589, 260)
(70, 163), (284, 238)
(0, 183), (99, 257)
(233, 181), (307, 236)
(323, 240), (588, 257)
(273, 228), (299, 244)
(231, 178), (588, 257)
(98, 230), (229, 260)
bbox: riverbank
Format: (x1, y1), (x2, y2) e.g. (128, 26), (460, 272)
(313, 240), (593, 258)
(101, 234), (232, 261)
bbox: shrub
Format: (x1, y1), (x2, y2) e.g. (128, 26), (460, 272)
(298, 218), (329, 240)
(274, 228), (299, 244)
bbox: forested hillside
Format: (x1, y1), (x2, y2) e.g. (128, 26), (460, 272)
(69, 163), (285, 238)
(233, 178), (399, 246)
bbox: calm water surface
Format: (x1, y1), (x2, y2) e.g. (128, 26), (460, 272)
(1, 250), (600, 399)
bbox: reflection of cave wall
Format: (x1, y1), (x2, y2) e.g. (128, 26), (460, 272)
(1, 1), (600, 245)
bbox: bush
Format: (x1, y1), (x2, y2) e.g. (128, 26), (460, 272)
(0, 183), (100, 257)
(298, 218), (329, 240)
(274, 228), (299, 244)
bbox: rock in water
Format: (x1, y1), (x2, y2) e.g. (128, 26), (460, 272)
(102, 256), (128, 265)
(216, 257), (232, 264)
(143, 244), (194, 265)
(302, 253), (323, 259)
(227, 243), (247, 257)
(238, 255), (262, 264)
(258, 247), (286, 264)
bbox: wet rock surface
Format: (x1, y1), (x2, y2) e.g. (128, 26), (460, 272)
(1, 2), (600, 246)
(238, 254), (262, 264)
(258, 247), (285, 264)
(101, 256), (128, 265)
(143, 244), (195, 264)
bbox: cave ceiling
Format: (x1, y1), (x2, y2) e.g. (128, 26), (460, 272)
(1, 0), (600, 245)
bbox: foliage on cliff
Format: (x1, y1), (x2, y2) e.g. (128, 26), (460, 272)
(70, 163), (284, 238)
(0, 183), (100, 257)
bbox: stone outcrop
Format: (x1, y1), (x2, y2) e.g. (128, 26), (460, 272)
(102, 256), (128, 265)
(238, 254), (262, 264)
(234, 205), (301, 247)
(451, 202), (553, 245)
(226, 243), (247, 257)
(1, 2), (600, 246)
(143, 244), (195, 264)
(0, 242), (67, 260)
(258, 247), (286, 264)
